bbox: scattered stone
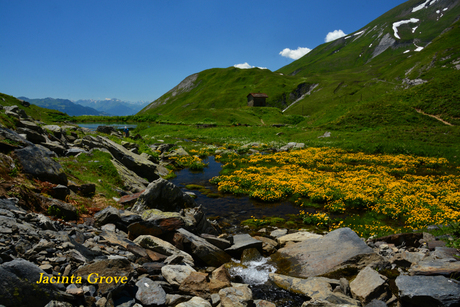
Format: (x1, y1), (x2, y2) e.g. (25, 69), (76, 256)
(176, 296), (212, 307)
(219, 283), (253, 307)
(135, 277), (167, 306)
(225, 234), (263, 257)
(161, 264), (196, 286)
(277, 231), (322, 245)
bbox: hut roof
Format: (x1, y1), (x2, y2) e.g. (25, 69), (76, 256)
(247, 93), (268, 98)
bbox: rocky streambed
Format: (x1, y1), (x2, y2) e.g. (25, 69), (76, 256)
(1, 104), (460, 306)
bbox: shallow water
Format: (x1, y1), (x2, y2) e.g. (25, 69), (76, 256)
(77, 123), (137, 131)
(170, 156), (302, 232)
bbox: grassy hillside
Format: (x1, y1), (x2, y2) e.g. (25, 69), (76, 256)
(0, 93), (72, 127)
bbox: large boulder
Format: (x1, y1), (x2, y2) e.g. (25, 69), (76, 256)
(132, 178), (196, 212)
(96, 136), (160, 182)
(271, 228), (375, 278)
(177, 228), (232, 267)
(14, 145), (67, 185)
(396, 275), (460, 307)
(111, 159), (148, 192)
(0, 259), (72, 307)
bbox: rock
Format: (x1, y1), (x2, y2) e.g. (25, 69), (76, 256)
(364, 300), (387, 307)
(65, 147), (88, 156)
(161, 264), (196, 286)
(182, 205), (220, 235)
(372, 232), (423, 248)
(269, 273), (359, 305)
(277, 231), (322, 245)
(73, 258), (133, 295)
(253, 236), (278, 255)
(176, 296), (212, 307)
(219, 283), (253, 307)
(47, 198), (79, 221)
(301, 300), (359, 307)
(96, 126), (118, 135)
(132, 178), (196, 213)
(177, 228), (232, 267)
(16, 120), (43, 133)
(350, 266), (389, 304)
(14, 145), (68, 185)
(68, 183), (96, 197)
(225, 234), (263, 257)
(44, 302), (74, 307)
(128, 217), (184, 240)
(0, 259), (71, 307)
(201, 234), (232, 250)
(16, 127), (47, 144)
(135, 277), (167, 306)
(179, 271), (211, 298)
(396, 275), (460, 307)
(96, 136), (160, 182)
(133, 235), (194, 266)
(111, 159), (149, 193)
(271, 228), (375, 278)
(0, 127), (33, 147)
(270, 228), (288, 238)
(254, 300), (277, 307)
(166, 294), (194, 306)
(409, 258), (460, 277)
(51, 184), (70, 201)
(0, 153), (15, 171)
(94, 206), (121, 227)
(40, 142), (67, 156)
(118, 191), (144, 206)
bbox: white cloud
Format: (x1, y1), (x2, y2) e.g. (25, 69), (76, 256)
(325, 29), (347, 42)
(279, 47), (312, 60)
(234, 62), (267, 69)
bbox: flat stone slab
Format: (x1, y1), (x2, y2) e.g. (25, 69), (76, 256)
(409, 259), (460, 276)
(225, 234), (263, 256)
(271, 227), (374, 278)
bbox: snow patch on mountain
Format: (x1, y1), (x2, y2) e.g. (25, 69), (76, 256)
(392, 19), (420, 39)
(412, 0), (439, 12)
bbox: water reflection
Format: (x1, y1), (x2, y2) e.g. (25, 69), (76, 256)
(170, 156), (301, 228)
(77, 123), (137, 131)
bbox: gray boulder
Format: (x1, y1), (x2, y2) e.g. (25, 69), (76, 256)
(94, 206), (121, 227)
(0, 259), (72, 307)
(132, 178), (196, 212)
(271, 228), (375, 278)
(177, 228), (232, 267)
(14, 145), (67, 185)
(396, 275), (460, 307)
(0, 127), (33, 147)
(16, 127), (46, 144)
(133, 235), (194, 266)
(111, 159), (148, 193)
(96, 136), (160, 182)
(161, 264), (196, 286)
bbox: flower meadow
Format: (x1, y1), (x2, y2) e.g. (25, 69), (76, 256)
(210, 147), (460, 237)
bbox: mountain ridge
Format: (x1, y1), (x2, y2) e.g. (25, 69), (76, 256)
(138, 0), (460, 129)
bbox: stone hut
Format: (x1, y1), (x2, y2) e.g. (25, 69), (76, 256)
(247, 93), (268, 107)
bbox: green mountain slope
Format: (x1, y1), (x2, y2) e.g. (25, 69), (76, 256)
(139, 0), (460, 129)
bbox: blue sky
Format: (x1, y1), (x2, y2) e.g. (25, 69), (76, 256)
(1, 0), (407, 102)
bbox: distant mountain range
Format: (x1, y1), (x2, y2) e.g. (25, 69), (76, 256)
(18, 97), (150, 116)
(75, 98), (149, 116)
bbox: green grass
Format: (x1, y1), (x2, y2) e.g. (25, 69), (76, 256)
(59, 150), (123, 198)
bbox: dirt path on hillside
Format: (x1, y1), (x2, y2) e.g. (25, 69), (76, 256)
(415, 109), (454, 126)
